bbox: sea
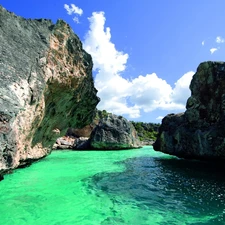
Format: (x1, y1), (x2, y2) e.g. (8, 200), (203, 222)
(0, 146), (225, 225)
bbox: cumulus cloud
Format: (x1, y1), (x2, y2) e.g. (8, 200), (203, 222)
(171, 71), (194, 105)
(84, 12), (128, 75)
(83, 12), (194, 118)
(210, 48), (218, 54)
(156, 116), (164, 120)
(129, 74), (174, 112)
(64, 3), (83, 15)
(216, 36), (225, 43)
(202, 41), (205, 46)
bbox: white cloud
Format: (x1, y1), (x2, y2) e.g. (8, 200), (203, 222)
(64, 3), (83, 16)
(73, 16), (80, 24)
(210, 48), (218, 54)
(84, 12), (128, 75)
(156, 116), (164, 120)
(129, 74), (174, 112)
(171, 71), (194, 105)
(83, 12), (194, 118)
(202, 41), (205, 46)
(216, 36), (225, 43)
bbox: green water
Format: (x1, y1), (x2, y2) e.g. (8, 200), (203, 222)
(0, 146), (225, 225)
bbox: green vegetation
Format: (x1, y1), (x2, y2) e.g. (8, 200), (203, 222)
(131, 121), (160, 142)
(95, 109), (112, 120)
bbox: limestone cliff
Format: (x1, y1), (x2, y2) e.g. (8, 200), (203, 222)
(153, 61), (225, 160)
(0, 6), (99, 176)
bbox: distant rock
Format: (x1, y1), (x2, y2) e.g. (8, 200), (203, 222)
(53, 136), (89, 150)
(131, 121), (160, 145)
(89, 114), (141, 149)
(53, 136), (75, 149)
(154, 61), (225, 160)
(74, 137), (90, 149)
(0, 6), (99, 177)
(141, 140), (155, 146)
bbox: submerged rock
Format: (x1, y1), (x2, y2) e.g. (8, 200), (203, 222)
(153, 61), (225, 160)
(0, 6), (99, 176)
(89, 114), (141, 149)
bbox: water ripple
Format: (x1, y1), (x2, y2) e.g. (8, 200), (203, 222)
(84, 156), (225, 224)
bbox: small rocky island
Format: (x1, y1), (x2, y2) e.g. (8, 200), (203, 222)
(89, 113), (140, 149)
(154, 61), (225, 160)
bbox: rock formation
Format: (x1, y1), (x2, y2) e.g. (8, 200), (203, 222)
(153, 61), (225, 160)
(89, 114), (141, 149)
(0, 6), (99, 176)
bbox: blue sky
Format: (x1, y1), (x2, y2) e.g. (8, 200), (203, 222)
(1, 0), (225, 122)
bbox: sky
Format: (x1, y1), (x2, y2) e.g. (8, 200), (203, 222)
(1, 0), (225, 123)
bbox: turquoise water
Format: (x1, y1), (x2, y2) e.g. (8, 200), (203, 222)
(0, 146), (225, 225)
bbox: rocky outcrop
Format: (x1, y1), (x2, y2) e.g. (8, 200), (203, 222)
(89, 114), (141, 149)
(153, 61), (225, 160)
(0, 6), (99, 176)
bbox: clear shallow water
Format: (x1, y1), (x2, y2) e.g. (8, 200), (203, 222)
(0, 146), (225, 225)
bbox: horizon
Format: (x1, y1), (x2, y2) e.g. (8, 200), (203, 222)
(1, 0), (225, 123)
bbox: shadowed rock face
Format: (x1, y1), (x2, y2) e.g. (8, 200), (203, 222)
(89, 114), (141, 149)
(153, 61), (225, 160)
(0, 6), (99, 175)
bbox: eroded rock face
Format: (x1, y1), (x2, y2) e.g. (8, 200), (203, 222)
(153, 61), (225, 160)
(0, 6), (99, 175)
(89, 114), (141, 149)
